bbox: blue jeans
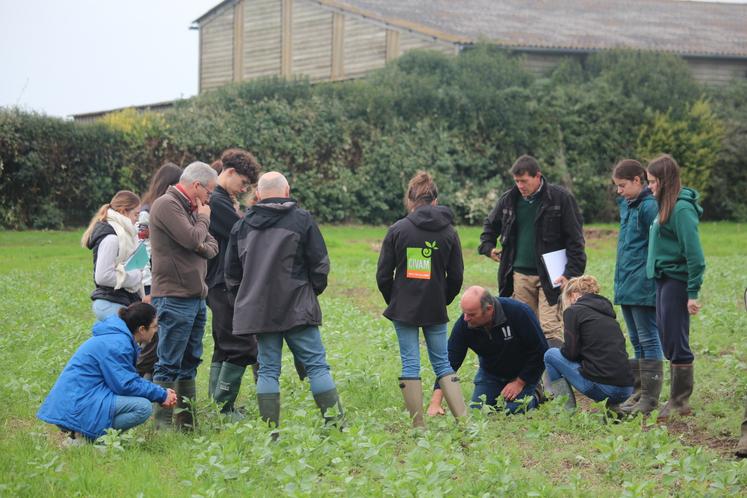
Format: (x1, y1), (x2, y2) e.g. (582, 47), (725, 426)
(544, 348), (633, 404)
(621, 305), (663, 360)
(111, 395), (152, 432)
(152, 297), (206, 381)
(256, 325), (336, 396)
(471, 367), (539, 414)
(392, 321), (453, 379)
(92, 299), (125, 322)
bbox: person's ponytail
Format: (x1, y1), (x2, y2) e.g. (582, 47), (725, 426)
(80, 203), (111, 247)
(118, 302), (157, 334)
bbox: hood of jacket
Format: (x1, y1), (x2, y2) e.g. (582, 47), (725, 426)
(247, 198), (297, 229)
(92, 315), (139, 350)
(406, 205), (454, 231)
(575, 293), (616, 319)
(677, 187), (703, 218)
(86, 221), (115, 250)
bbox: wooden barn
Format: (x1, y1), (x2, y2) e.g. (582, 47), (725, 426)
(192, 0), (747, 92)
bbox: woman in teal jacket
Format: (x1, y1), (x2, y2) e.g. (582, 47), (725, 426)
(612, 159), (664, 415)
(37, 303), (177, 442)
(646, 154), (705, 420)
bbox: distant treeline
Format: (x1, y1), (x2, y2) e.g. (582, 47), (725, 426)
(2, 45), (746, 229)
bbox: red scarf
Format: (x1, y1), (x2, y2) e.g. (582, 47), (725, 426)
(174, 184), (197, 212)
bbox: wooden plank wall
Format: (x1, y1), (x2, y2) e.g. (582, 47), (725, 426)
(292, 0), (333, 81)
(200, 5), (235, 91)
(343, 16), (387, 78)
(243, 0), (282, 79)
(686, 58), (747, 86)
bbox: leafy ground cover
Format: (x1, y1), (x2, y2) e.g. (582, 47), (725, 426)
(0, 224), (745, 497)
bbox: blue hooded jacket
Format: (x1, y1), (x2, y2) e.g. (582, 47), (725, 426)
(37, 315), (167, 439)
(613, 187), (658, 306)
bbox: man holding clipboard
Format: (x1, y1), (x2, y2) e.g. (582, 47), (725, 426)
(478, 155), (586, 346)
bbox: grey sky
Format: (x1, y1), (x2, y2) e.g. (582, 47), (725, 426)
(0, 0), (215, 117)
(1, 0), (745, 118)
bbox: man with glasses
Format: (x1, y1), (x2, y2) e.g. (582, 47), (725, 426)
(149, 161), (219, 430)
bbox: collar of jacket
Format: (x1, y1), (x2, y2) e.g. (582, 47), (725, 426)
(628, 186), (652, 208)
(168, 185), (196, 214)
(509, 176), (550, 204)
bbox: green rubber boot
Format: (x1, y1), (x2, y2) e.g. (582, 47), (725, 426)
(658, 363), (694, 420)
(547, 378), (576, 411)
(257, 392), (280, 428)
(438, 374), (467, 419)
(207, 362), (222, 399)
(214, 362), (246, 415)
(619, 359), (641, 411)
(736, 400), (747, 458)
(313, 388), (345, 427)
(174, 379), (196, 431)
(153, 380), (175, 430)
(398, 378), (425, 428)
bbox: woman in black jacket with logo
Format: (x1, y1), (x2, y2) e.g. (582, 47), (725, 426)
(376, 171), (465, 427)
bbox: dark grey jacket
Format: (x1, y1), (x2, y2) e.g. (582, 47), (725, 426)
(478, 180), (586, 305)
(225, 198), (329, 335)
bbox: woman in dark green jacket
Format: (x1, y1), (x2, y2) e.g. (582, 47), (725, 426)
(646, 154), (705, 420)
(612, 160), (664, 415)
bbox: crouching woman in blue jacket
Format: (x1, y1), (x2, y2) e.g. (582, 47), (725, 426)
(38, 303), (177, 442)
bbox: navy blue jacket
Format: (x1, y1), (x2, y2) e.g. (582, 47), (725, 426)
(37, 316), (167, 439)
(446, 297), (548, 385)
(614, 188), (657, 306)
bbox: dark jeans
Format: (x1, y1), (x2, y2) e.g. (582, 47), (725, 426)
(544, 348), (633, 404)
(207, 285), (258, 367)
(136, 285), (157, 377)
(152, 297), (207, 381)
(471, 367), (539, 414)
(656, 277), (694, 364)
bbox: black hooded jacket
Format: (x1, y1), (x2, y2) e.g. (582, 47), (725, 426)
(561, 294), (634, 387)
(87, 222), (140, 306)
(376, 205), (464, 326)
(224, 198), (329, 335)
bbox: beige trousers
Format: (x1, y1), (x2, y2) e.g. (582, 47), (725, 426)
(511, 272), (563, 343)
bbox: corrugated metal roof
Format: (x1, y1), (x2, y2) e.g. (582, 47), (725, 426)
(193, 0), (747, 58)
(315, 0), (747, 58)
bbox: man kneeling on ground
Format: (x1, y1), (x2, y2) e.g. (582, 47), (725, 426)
(428, 286), (548, 415)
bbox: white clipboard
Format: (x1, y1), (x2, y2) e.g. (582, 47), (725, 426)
(542, 249), (567, 288)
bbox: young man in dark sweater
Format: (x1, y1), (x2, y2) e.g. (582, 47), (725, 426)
(479, 155), (586, 346)
(427, 286), (548, 415)
(206, 149), (261, 417)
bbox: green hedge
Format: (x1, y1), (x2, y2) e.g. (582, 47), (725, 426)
(2, 46), (746, 228)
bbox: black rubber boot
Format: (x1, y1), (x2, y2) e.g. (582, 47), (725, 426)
(313, 388), (345, 427)
(438, 374), (467, 418)
(399, 378), (425, 428)
(207, 362), (222, 399)
(153, 380), (175, 430)
(547, 378), (576, 410)
(658, 363), (694, 420)
(735, 400), (747, 458)
(625, 359), (663, 416)
(257, 392), (280, 428)
(214, 362), (246, 415)
(174, 379), (196, 431)
(619, 359), (641, 411)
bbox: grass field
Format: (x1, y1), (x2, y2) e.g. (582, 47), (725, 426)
(0, 224), (745, 497)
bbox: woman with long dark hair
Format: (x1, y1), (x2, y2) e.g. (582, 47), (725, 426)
(612, 159), (664, 415)
(376, 171), (465, 427)
(81, 191), (144, 321)
(646, 154), (705, 419)
(37, 303), (176, 443)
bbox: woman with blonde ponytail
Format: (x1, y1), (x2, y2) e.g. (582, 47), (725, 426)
(81, 191), (144, 321)
(543, 275), (634, 410)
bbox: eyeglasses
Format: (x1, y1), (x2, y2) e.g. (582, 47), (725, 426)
(197, 183), (214, 195)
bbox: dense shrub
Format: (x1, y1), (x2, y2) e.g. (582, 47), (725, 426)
(1, 46), (744, 228)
